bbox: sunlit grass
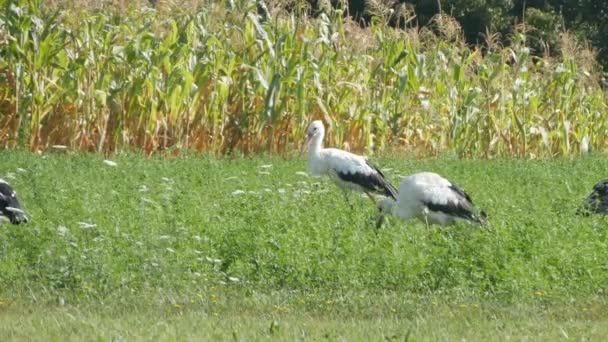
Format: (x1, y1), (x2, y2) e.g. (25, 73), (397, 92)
(1, 297), (608, 340)
(1, 151), (607, 338)
(1, 0), (607, 157)
(1, 151), (607, 299)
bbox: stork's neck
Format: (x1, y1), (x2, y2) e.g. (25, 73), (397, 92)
(379, 198), (396, 215)
(307, 134), (323, 157)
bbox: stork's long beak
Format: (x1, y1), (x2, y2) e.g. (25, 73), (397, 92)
(300, 133), (312, 156)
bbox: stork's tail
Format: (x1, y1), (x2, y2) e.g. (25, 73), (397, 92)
(4, 207), (28, 225)
(384, 180), (398, 200)
(364, 160), (398, 200)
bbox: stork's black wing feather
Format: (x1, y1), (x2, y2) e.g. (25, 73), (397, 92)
(448, 183), (474, 205)
(335, 160), (398, 199)
(365, 160), (398, 199)
(423, 198), (477, 222)
(422, 182), (485, 225)
(578, 179), (608, 215)
(0, 181), (28, 225)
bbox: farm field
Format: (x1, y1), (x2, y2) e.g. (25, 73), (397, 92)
(2, 1), (608, 338)
(1, 151), (607, 339)
(2, 0), (608, 157)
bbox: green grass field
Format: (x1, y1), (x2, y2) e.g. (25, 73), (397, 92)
(1, 151), (608, 339)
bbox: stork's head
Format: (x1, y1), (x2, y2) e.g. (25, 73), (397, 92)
(377, 198), (396, 215)
(375, 198), (396, 229)
(305, 120), (325, 145)
(0, 179), (28, 225)
(301, 120), (325, 153)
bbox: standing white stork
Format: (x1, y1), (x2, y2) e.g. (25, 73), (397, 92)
(0, 179), (28, 225)
(303, 120), (397, 207)
(376, 172), (487, 228)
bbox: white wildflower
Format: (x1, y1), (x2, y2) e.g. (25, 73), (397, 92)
(57, 226), (69, 236)
(420, 99), (430, 110)
(78, 222), (97, 229)
(103, 160), (117, 167)
(205, 256), (222, 264)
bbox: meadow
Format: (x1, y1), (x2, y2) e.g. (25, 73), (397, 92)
(2, 0), (608, 339)
(1, 151), (608, 339)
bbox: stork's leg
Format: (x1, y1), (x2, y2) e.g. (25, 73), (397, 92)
(423, 209), (430, 229)
(367, 192), (384, 231)
(342, 190), (353, 210)
(375, 213), (386, 230)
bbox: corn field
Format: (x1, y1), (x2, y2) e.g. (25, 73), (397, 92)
(1, 0), (607, 157)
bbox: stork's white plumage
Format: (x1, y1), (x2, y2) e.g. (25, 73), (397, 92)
(303, 120), (397, 206)
(376, 172), (486, 227)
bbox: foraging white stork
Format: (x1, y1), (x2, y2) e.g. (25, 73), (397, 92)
(0, 179), (28, 225)
(577, 179), (608, 215)
(303, 120), (397, 206)
(376, 172), (487, 227)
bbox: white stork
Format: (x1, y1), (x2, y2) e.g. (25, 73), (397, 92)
(376, 172), (487, 228)
(303, 120), (397, 207)
(0, 179), (28, 225)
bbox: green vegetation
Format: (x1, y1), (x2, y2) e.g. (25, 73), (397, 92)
(1, 0), (607, 157)
(1, 151), (607, 338)
(1, 0), (606, 339)
(2, 301), (607, 340)
(324, 0), (608, 67)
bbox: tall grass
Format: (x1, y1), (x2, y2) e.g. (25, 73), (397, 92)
(2, 151), (608, 304)
(1, 0), (606, 156)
